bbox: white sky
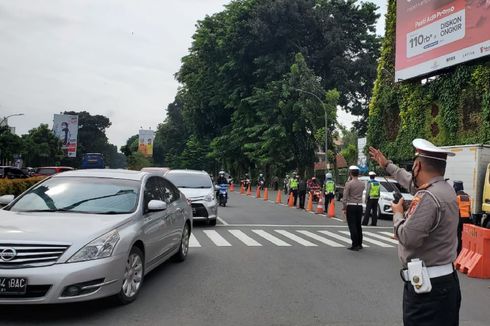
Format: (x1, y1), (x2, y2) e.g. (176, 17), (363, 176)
(0, 0), (387, 148)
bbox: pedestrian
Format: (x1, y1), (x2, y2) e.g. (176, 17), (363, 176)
(324, 172), (336, 214)
(342, 166), (364, 251)
(362, 171), (380, 226)
(284, 175), (290, 195)
(369, 139), (461, 326)
(453, 181), (471, 255)
(298, 176), (307, 209)
(289, 175), (299, 207)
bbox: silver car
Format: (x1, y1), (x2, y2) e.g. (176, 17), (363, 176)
(165, 169), (218, 226)
(0, 169), (192, 304)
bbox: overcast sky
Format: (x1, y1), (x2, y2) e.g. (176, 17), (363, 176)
(0, 0), (387, 148)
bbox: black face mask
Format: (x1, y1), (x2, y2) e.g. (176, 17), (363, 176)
(412, 160), (421, 189)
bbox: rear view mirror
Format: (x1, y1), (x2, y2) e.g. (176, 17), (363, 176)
(0, 195), (15, 206)
(148, 200), (167, 211)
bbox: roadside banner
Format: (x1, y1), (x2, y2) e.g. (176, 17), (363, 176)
(53, 114), (78, 158)
(138, 129), (155, 157)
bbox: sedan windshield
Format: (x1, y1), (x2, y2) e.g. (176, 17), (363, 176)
(166, 173), (212, 189)
(7, 177), (140, 214)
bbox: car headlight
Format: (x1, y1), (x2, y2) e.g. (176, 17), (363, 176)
(68, 230), (120, 263)
(204, 193), (215, 202)
(381, 195), (392, 201)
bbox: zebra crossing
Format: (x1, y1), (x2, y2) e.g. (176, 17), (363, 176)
(189, 228), (397, 249)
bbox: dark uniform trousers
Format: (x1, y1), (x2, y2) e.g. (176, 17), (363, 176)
(403, 271), (461, 326)
(362, 198), (379, 226)
(298, 190), (306, 209)
(346, 205), (363, 247)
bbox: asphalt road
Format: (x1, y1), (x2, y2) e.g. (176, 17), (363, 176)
(0, 190), (488, 325)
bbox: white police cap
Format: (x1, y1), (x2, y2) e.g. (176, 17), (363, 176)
(412, 138), (455, 162)
(349, 165), (360, 171)
(368, 171), (376, 176)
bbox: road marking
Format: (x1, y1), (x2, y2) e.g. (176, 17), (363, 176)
(215, 224), (393, 229)
(217, 216), (229, 226)
(274, 230), (317, 246)
(339, 231), (394, 248)
(203, 230), (232, 246)
(317, 230), (370, 247)
(296, 230), (343, 247)
(363, 231), (399, 244)
(380, 231), (396, 238)
(252, 230), (291, 246)
(189, 234), (201, 247)
(228, 230), (262, 246)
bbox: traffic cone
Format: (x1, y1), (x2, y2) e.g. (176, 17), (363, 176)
(256, 187), (261, 198)
(327, 197), (335, 218)
(263, 188), (269, 201)
(275, 190), (282, 204)
(246, 184), (252, 196)
(230, 183), (235, 192)
(288, 192), (294, 207)
(240, 183), (245, 194)
(306, 193), (313, 212)
(316, 195), (325, 214)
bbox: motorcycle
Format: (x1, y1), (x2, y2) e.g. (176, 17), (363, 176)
(218, 184), (228, 207)
(243, 178), (251, 190)
(310, 185), (321, 203)
(258, 179), (265, 190)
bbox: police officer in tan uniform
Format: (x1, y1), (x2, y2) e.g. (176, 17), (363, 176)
(369, 139), (461, 326)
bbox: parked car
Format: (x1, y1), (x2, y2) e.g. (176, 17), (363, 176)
(0, 166), (28, 179)
(81, 153), (105, 169)
(0, 169), (192, 304)
(140, 167), (170, 175)
(359, 176), (413, 219)
(165, 169), (218, 226)
(33, 166), (74, 176)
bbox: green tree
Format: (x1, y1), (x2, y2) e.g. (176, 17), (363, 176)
(21, 124), (63, 167)
(0, 127), (23, 165)
(127, 152), (152, 170)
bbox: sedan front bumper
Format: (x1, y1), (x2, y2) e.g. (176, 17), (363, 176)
(191, 200), (217, 221)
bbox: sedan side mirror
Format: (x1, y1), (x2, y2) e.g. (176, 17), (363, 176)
(148, 200), (167, 211)
(0, 195), (14, 206)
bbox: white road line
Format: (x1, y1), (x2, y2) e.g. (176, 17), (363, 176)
(296, 230), (343, 247)
(215, 224), (392, 228)
(339, 231), (394, 248)
(228, 230), (262, 246)
(274, 230), (317, 246)
(380, 231), (396, 238)
(252, 230), (291, 246)
(363, 231), (399, 244)
(203, 230), (232, 247)
(217, 216), (229, 226)
(189, 234), (201, 247)
(317, 230), (370, 247)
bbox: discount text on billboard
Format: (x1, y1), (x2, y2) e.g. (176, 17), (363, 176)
(138, 129), (155, 157)
(53, 114), (79, 158)
(395, 0), (490, 81)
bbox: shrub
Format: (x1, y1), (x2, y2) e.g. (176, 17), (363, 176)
(0, 177), (46, 197)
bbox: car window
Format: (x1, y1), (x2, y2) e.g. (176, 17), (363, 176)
(38, 168), (57, 175)
(143, 177), (165, 212)
(162, 179), (180, 203)
(165, 172), (212, 188)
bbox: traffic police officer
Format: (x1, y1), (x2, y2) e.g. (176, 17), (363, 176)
(342, 166), (365, 251)
(289, 175), (299, 207)
(362, 171), (380, 226)
(324, 172), (336, 214)
(369, 139), (461, 326)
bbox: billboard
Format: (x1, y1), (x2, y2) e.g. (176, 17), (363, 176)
(357, 137), (368, 173)
(395, 0), (490, 81)
(138, 129), (155, 157)
(53, 114), (78, 158)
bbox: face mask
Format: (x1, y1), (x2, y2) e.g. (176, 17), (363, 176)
(412, 161), (421, 189)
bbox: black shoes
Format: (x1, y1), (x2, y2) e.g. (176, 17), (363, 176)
(347, 246), (359, 251)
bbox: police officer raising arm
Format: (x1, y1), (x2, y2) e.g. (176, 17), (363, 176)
(369, 139), (461, 326)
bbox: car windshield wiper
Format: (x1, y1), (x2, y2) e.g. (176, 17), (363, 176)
(60, 189), (135, 211)
(22, 209), (86, 213)
(97, 211), (129, 215)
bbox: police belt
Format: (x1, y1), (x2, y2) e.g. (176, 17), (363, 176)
(400, 263), (454, 282)
(347, 202), (362, 206)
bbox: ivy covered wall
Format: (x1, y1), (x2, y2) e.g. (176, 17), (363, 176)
(367, 0), (490, 162)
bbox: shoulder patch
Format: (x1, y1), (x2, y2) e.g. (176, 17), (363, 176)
(406, 192), (424, 217)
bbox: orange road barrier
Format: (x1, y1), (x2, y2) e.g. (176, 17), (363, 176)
(327, 198), (335, 218)
(256, 187), (261, 198)
(230, 183), (235, 192)
(263, 188), (269, 201)
(246, 184), (252, 196)
(275, 190), (282, 204)
(288, 192), (294, 207)
(306, 193), (313, 212)
(316, 195), (325, 214)
(454, 224), (490, 279)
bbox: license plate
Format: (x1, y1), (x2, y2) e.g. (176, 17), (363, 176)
(0, 277), (28, 295)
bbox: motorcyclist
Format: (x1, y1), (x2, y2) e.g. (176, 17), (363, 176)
(258, 173), (265, 189)
(242, 173), (251, 190)
(216, 171), (228, 202)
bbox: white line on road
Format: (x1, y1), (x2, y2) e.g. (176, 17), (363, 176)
(215, 224), (393, 229)
(380, 231), (396, 238)
(228, 230), (262, 246)
(217, 216), (229, 226)
(203, 230), (232, 247)
(274, 230), (317, 246)
(363, 231), (399, 244)
(296, 230), (343, 247)
(252, 230), (291, 246)
(317, 230), (370, 247)
(339, 231), (394, 248)
(189, 234), (201, 247)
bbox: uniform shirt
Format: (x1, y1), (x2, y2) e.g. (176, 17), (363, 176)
(342, 178), (364, 209)
(298, 180), (307, 192)
(387, 163), (459, 268)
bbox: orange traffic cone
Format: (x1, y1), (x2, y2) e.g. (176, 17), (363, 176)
(306, 193), (313, 212)
(263, 188), (269, 201)
(246, 184), (252, 196)
(327, 198), (335, 218)
(240, 183), (245, 194)
(275, 190), (282, 204)
(256, 187), (261, 198)
(230, 183), (235, 192)
(288, 192), (294, 207)
(316, 195), (325, 214)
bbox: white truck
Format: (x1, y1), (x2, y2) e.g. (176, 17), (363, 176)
(442, 144), (490, 227)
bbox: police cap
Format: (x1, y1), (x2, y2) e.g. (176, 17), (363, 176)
(412, 139), (455, 162)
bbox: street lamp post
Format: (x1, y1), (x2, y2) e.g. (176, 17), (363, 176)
(294, 89), (328, 170)
(0, 113), (24, 127)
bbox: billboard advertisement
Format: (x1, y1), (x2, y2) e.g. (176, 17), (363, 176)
(138, 129), (155, 157)
(395, 0), (490, 81)
(53, 114), (78, 158)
